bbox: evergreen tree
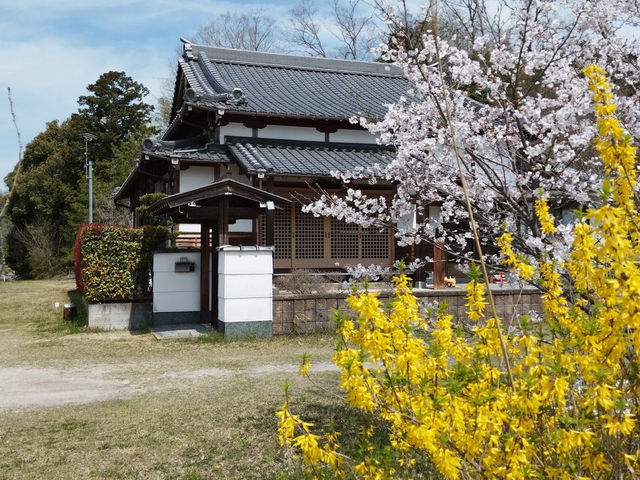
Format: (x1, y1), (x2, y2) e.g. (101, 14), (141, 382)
(4, 72), (153, 277)
(77, 71), (153, 182)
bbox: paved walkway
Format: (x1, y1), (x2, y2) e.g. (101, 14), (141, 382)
(0, 361), (338, 411)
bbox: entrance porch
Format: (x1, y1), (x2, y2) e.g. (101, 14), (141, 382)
(149, 178), (290, 337)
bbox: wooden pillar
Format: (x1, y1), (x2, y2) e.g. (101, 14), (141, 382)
(211, 224), (219, 326)
(218, 197), (229, 246)
(200, 224), (211, 314)
(433, 243), (446, 289)
(266, 203), (275, 246)
(214, 198), (229, 328)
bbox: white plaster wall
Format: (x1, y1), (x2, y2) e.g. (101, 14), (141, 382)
(180, 166), (215, 192)
(330, 129), (377, 144)
(220, 123), (252, 141)
(221, 122), (377, 144)
(260, 125), (323, 142)
(153, 252), (200, 313)
(218, 247), (273, 323)
(223, 163), (251, 184)
(179, 224), (201, 233)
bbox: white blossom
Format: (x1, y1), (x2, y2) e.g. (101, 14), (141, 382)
(305, 0), (639, 277)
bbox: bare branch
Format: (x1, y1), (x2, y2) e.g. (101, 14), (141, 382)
(194, 11), (281, 52)
(287, 0), (328, 57)
(288, 0), (378, 60)
(331, 0), (377, 60)
(0, 87), (23, 221)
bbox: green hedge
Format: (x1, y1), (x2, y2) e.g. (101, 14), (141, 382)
(73, 224), (143, 302)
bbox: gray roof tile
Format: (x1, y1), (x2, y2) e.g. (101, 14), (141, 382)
(179, 44), (410, 120)
(225, 136), (394, 176)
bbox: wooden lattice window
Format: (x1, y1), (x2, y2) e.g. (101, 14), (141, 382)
(261, 199), (392, 268)
(295, 204), (324, 259)
(258, 208), (291, 259)
(362, 226), (389, 259)
(330, 218), (359, 259)
(274, 207), (291, 259)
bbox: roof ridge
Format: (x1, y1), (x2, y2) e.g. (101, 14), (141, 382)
(197, 52), (233, 93)
(187, 44), (403, 78)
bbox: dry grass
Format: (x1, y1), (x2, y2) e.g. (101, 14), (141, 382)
(0, 278), (336, 371)
(0, 372), (341, 480)
(0, 279), (343, 479)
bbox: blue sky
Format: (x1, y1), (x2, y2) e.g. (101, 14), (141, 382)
(0, 0), (374, 190)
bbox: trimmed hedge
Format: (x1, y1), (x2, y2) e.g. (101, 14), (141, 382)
(73, 224), (143, 302)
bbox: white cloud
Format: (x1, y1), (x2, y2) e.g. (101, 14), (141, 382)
(0, 0), (385, 182)
(0, 35), (168, 181)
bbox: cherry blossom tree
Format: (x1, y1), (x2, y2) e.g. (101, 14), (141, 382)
(307, 0), (640, 271)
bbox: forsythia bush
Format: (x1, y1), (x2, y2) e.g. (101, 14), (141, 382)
(73, 224), (143, 302)
(277, 67), (640, 478)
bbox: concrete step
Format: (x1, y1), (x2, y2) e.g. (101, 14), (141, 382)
(151, 323), (213, 339)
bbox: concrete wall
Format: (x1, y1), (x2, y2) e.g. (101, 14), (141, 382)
(85, 299), (152, 330)
(272, 287), (543, 335)
(260, 125), (323, 142)
(330, 129), (378, 144)
(178, 166), (216, 234)
(220, 123), (252, 141)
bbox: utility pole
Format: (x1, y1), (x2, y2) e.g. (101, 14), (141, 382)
(82, 132), (97, 223)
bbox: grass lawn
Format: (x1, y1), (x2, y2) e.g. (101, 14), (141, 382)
(0, 278), (342, 479)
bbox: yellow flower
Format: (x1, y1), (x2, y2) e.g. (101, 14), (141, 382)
(535, 198), (556, 235)
(299, 352), (312, 376)
(465, 279), (487, 321)
(278, 71), (640, 477)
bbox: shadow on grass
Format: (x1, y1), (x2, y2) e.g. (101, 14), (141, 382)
(250, 392), (443, 479)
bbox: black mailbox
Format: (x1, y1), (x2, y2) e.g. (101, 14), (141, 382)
(175, 260), (195, 272)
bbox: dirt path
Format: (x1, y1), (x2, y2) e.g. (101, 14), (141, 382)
(0, 361), (338, 411)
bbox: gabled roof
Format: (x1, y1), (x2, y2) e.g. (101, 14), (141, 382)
(149, 178), (290, 218)
(226, 136), (394, 177)
(177, 43), (411, 120)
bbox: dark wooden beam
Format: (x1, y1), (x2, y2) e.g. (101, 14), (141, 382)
(200, 224), (211, 314)
(182, 206), (260, 221)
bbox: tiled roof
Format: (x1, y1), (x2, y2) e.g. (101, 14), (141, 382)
(178, 44), (411, 120)
(142, 141), (232, 164)
(225, 136), (394, 176)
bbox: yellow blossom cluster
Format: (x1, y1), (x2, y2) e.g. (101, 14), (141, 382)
(534, 198), (557, 236)
(465, 279), (487, 321)
(276, 67), (640, 479)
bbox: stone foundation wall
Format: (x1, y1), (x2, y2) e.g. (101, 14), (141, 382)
(273, 287), (543, 335)
(84, 298), (152, 330)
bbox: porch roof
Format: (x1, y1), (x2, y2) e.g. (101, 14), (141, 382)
(148, 178), (290, 221)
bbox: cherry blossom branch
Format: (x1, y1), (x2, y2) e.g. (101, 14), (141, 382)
(429, 0), (515, 391)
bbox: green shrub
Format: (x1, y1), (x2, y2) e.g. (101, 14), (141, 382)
(133, 193), (176, 296)
(74, 224), (143, 302)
